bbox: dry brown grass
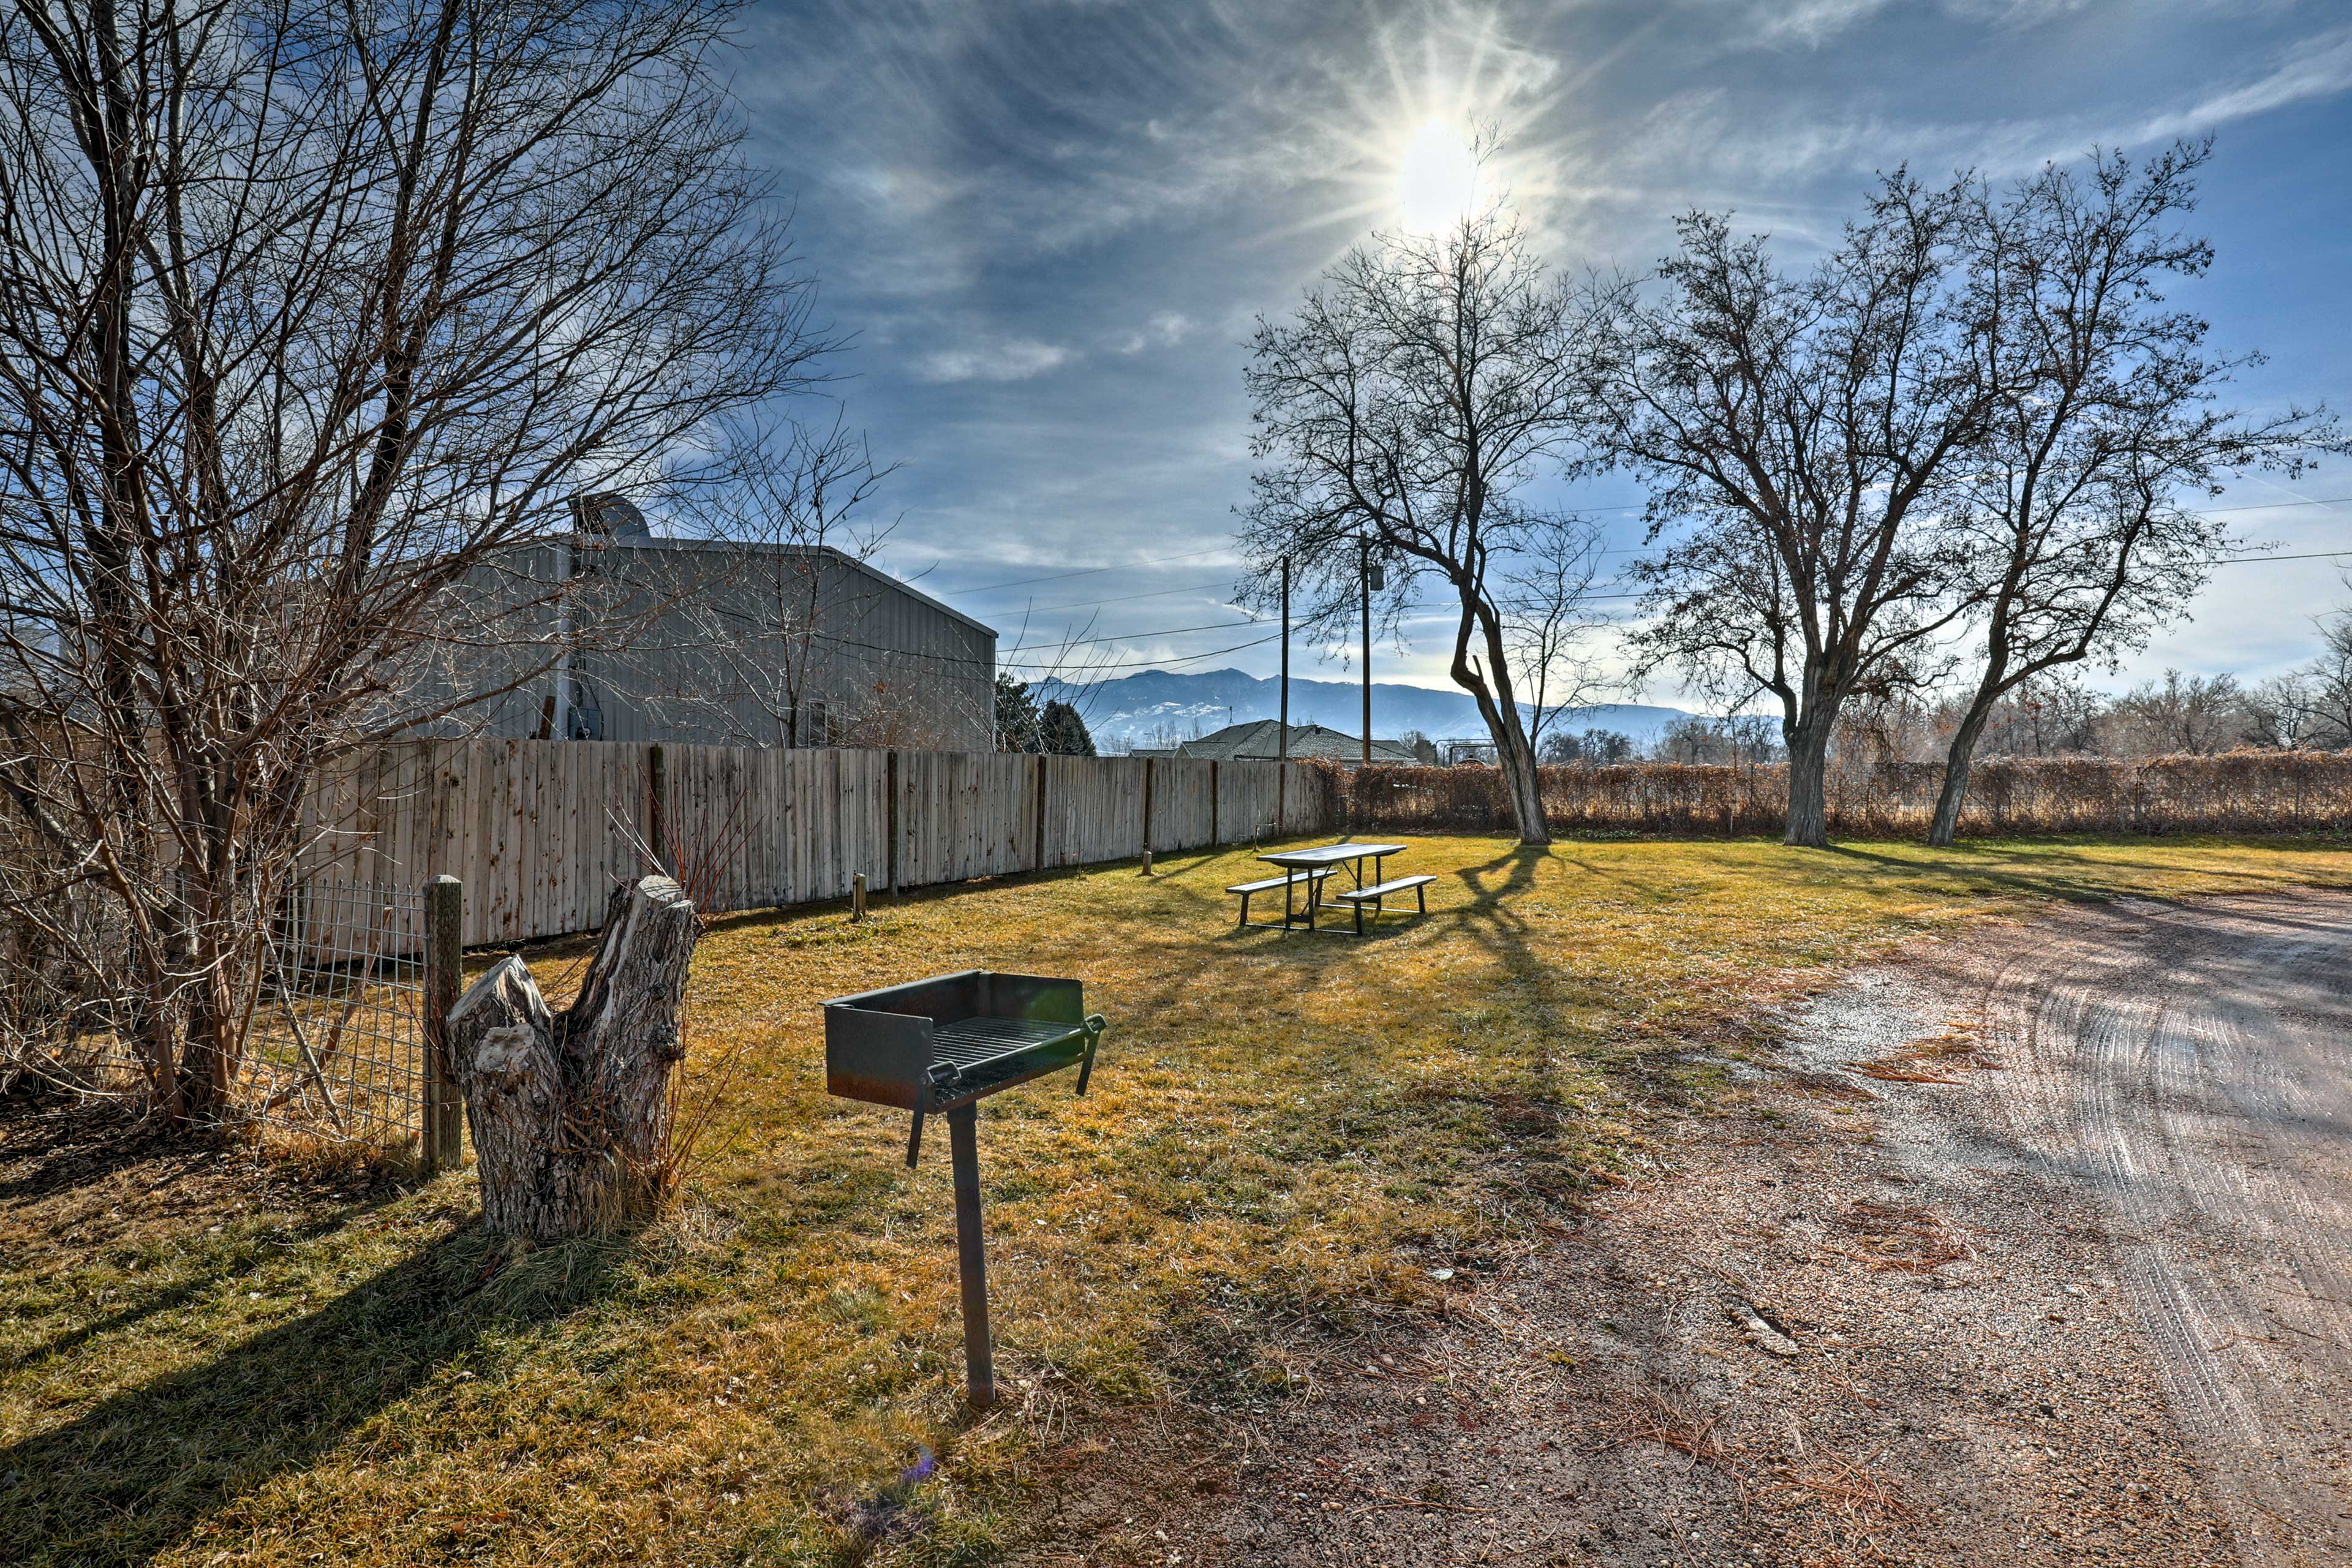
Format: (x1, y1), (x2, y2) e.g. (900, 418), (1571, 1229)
(6, 833), (2351, 1566)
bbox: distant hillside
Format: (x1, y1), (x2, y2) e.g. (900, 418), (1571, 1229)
(1034, 668), (1689, 753)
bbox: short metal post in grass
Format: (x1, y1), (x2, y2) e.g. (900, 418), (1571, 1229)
(852, 872), (867, 924)
(948, 1102), (993, 1406)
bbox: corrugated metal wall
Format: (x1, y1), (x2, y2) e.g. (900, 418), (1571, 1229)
(423, 541), (997, 753)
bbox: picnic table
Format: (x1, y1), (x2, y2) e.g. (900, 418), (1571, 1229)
(1229, 842), (1433, 935)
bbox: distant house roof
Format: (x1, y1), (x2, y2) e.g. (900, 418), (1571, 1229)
(1133, 720), (1420, 766)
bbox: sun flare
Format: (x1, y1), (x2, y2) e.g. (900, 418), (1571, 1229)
(1395, 119), (1481, 231)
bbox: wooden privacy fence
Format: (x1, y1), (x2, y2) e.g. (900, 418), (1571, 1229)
(300, 742), (1335, 946)
(1311, 751), (2352, 840)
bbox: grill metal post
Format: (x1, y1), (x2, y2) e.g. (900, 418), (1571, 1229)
(949, 1101), (995, 1408)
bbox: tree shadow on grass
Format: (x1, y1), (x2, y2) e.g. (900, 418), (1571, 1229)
(1815, 839), (2341, 902)
(0, 1226), (629, 1568)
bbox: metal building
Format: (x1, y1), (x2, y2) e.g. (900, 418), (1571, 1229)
(424, 499), (997, 751)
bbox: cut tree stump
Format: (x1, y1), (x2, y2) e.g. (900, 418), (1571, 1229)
(445, 875), (700, 1241)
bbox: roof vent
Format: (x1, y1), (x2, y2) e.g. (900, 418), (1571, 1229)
(573, 492), (651, 540)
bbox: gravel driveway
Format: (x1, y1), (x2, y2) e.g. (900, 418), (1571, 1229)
(1868, 892), (2352, 1566)
(1047, 889), (2352, 1566)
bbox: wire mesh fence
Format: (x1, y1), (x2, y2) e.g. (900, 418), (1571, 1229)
(1, 876), (437, 1155)
(243, 880), (431, 1151)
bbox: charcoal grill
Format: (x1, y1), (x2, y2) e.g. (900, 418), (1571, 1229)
(823, 970), (1108, 1406)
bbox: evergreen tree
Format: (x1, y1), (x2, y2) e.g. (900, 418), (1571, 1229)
(995, 674), (1043, 752)
(1039, 699), (1098, 756)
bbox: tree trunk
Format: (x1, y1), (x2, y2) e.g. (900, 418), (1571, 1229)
(1454, 590), (1551, 847)
(1929, 696), (2000, 847)
(1784, 718), (1834, 848)
(445, 875), (699, 1240)
(1492, 728), (1550, 847)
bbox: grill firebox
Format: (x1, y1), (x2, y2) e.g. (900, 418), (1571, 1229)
(821, 969), (1108, 1407)
(823, 970), (1104, 1164)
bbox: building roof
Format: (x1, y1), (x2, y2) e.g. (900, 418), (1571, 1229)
(597, 535), (998, 642)
(1136, 720), (1420, 765)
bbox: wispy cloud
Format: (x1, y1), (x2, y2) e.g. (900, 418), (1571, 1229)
(2132, 24), (2352, 141)
(917, 338), (1074, 384)
(734, 0), (2352, 696)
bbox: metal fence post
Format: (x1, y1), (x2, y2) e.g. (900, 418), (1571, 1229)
(422, 875), (464, 1171)
(949, 1101), (995, 1408)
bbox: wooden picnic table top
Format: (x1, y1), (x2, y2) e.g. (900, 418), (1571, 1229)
(1257, 842), (1406, 868)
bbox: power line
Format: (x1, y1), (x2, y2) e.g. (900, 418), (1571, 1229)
(1022, 576), (1242, 614)
(952, 545), (1234, 595)
(2215, 547), (2352, 565)
(999, 616), (1263, 655)
(1001, 631), (1282, 673)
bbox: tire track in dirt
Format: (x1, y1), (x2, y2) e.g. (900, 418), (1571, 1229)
(1030, 893), (2348, 1567)
(1905, 894), (2352, 1566)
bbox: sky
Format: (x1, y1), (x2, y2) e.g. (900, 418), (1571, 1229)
(730, 0), (2352, 706)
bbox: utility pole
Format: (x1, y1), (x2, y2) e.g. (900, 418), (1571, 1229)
(1359, 535), (1374, 767)
(1278, 556), (1291, 767)
(1276, 555), (1291, 835)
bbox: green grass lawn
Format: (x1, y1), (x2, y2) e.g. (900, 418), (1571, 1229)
(6, 834), (2350, 1567)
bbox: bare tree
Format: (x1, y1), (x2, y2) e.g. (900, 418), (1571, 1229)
(2101, 670), (2247, 756)
(1238, 193), (1598, 845)
(1923, 142), (2339, 843)
(1499, 508), (1609, 760)
(671, 414), (903, 746)
(0, 0), (825, 1121)
(1595, 174), (1996, 846)
(2297, 592), (2352, 750)
(1651, 714), (1784, 766)
(1967, 671), (2102, 758)
(2243, 673), (2324, 752)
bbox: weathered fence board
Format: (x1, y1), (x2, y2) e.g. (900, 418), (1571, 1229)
(298, 742), (1336, 946)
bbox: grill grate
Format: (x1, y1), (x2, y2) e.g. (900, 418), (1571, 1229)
(930, 1016), (1085, 1069)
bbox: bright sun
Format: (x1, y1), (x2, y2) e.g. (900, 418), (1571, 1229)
(1395, 119), (1480, 231)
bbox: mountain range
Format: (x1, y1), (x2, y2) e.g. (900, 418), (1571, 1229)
(1035, 668), (1691, 753)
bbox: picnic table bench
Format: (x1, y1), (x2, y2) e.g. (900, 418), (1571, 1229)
(1231, 842), (1431, 935)
(1226, 867), (1334, 929)
(1327, 873), (1437, 935)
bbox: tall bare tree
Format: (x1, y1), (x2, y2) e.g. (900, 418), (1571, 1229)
(1499, 508), (1608, 760)
(2296, 587), (2352, 750)
(1238, 196), (1598, 845)
(1923, 142), (2339, 843)
(1596, 175), (1996, 847)
(0, 0), (826, 1121)
(671, 414), (906, 746)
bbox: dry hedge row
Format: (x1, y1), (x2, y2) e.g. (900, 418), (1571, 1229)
(1297, 752), (2352, 839)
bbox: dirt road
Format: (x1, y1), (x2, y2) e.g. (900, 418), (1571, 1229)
(1039, 891), (2352, 1566)
(1875, 893), (2352, 1565)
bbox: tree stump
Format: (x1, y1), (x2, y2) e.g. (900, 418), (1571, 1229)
(445, 876), (699, 1240)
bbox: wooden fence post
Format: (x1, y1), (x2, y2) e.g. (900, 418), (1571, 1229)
(647, 743), (669, 871)
(1140, 758), (1155, 874)
(853, 871), (867, 924)
(886, 750), (901, 897)
(1209, 761), (1220, 844)
(1033, 753), (1049, 871)
(422, 874), (464, 1172)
